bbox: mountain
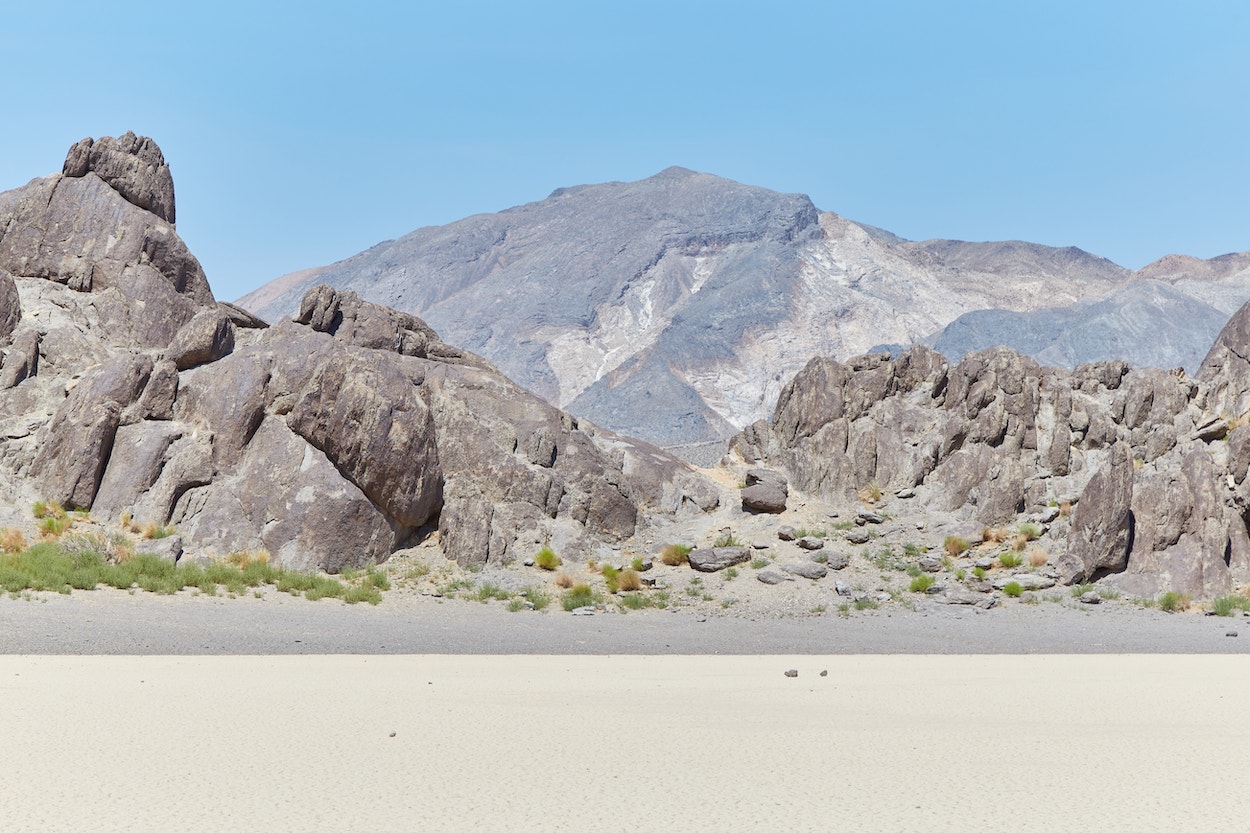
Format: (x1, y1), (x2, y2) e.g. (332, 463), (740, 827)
(239, 169), (1131, 452)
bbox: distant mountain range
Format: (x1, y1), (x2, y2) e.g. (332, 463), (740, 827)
(239, 168), (1250, 453)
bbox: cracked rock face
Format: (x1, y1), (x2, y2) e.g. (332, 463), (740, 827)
(0, 136), (719, 571)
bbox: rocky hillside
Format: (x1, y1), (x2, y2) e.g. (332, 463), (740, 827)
(239, 170), (1134, 451)
(0, 135), (718, 572)
(729, 310), (1250, 599)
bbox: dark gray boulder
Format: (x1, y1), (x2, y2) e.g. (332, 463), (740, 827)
(166, 309), (236, 370)
(741, 482), (787, 513)
(63, 131), (176, 224)
(0, 267), (19, 342)
(782, 561), (828, 580)
(1055, 443), (1134, 584)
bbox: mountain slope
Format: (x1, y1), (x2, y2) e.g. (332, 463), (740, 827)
(240, 169), (1130, 449)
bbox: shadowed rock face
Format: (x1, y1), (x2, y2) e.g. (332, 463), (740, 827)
(730, 330), (1250, 599)
(0, 137), (718, 571)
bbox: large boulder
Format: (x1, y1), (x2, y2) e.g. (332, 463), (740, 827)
(1054, 443), (1134, 584)
(0, 267), (19, 342)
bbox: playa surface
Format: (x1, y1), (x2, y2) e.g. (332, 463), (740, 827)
(5, 652), (1249, 832)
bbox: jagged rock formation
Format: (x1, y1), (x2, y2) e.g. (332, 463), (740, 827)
(729, 331), (1250, 599)
(239, 169), (1133, 450)
(0, 136), (717, 570)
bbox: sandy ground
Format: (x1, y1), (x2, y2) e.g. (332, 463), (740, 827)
(4, 654), (1248, 832)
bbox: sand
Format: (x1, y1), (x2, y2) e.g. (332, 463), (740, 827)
(4, 654), (1248, 832)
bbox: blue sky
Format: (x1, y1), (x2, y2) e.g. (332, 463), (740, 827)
(2, 1), (1247, 302)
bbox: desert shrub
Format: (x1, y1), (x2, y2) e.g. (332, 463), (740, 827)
(723, 567), (739, 581)
(712, 532), (740, 547)
(554, 571), (574, 589)
(617, 569), (642, 592)
(1059, 501), (1072, 517)
(1, 528), (27, 555)
(660, 544), (691, 566)
(1026, 546), (1048, 567)
(32, 500), (66, 520)
(972, 566), (987, 580)
(620, 592), (651, 610)
(903, 543), (926, 557)
(1158, 591), (1190, 612)
(1018, 522), (1043, 540)
(523, 587), (551, 610)
(475, 583), (510, 602)
(630, 556), (645, 571)
(601, 565), (620, 594)
(999, 551), (1023, 569)
(38, 515), (72, 539)
(857, 483), (883, 504)
(909, 575), (935, 592)
(142, 523), (175, 540)
(534, 546), (561, 571)
(943, 536), (970, 556)
(1209, 594), (1250, 617)
(561, 582), (598, 611)
(1002, 581), (1024, 598)
(750, 557), (769, 569)
(854, 597), (878, 610)
(982, 527), (1009, 544)
(343, 583), (382, 605)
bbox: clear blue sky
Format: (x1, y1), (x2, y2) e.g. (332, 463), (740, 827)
(2, 1), (1247, 302)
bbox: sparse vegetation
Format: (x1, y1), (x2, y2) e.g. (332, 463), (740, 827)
(943, 536), (970, 556)
(712, 532), (741, 547)
(750, 557), (769, 569)
(1059, 501), (1072, 517)
(857, 482), (883, 504)
(2, 528), (28, 555)
(1002, 581), (1024, 598)
(854, 597), (878, 611)
(1026, 546), (1048, 567)
(660, 543), (691, 566)
(620, 592), (650, 610)
(561, 582), (598, 611)
(554, 571), (574, 589)
(601, 564), (620, 593)
(1018, 522), (1043, 541)
(534, 546), (561, 571)
(617, 568), (642, 592)
(723, 567), (739, 581)
(909, 575), (935, 593)
(973, 566), (987, 580)
(142, 523), (175, 540)
(523, 587), (551, 610)
(1158, 591), (1190, 612)
(903, 543), (926, 557)
(998, 551), (1023, 569)
(1209, 594), (1250, 617)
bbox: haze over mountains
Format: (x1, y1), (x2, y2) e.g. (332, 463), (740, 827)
(241, 168), (1250, 453)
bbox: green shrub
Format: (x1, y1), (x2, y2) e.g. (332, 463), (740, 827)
(1002, 581), (1024, 598)
(999, 551), (1023, 569)
(1158, 591), (1190, 612)
(534, 546), (561, 571)
(854, 597), (878, 611)
(561, 582), (598, 611)
(713, 532), (741, 547)
(523, 586), (551, 611)
(750, 557), (769, 569)
(723, 567), (739, 581)
(1017, 522), (1043, 541)
(601, 565), (620, 594)
(620, 592), (650, 610)
(617, 569), (642, 591)
(973, 566), (987, 580)
(909, 575), (935, 592)
(630, 556), (645, 571)
(1209, 594), (1250, 616)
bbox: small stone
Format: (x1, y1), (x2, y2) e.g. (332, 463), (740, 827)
(777, 525), (797, 541)
(784, 669), (798, 678)
(1078, 591), (1102, 605)
(975, 556), (994, 569)
(756, 570), (792, 585)
(835, 581), (850, 596)
(639, 558), (653, 571)
(751, 539), (771, 550)
(1039, 506), (1061, 523)
(389, 731), (397, 738)
(571, 606), (596, 615)
(895, 488), (915, 498)
(917, 555), (942, 572)
(782, 561), (828, 580)
(992, 573), (1056, 591)
(1227, 630), (1239, 637)
(856, 510), (885, 525)
(797, 536), (825, 551)
(819, 670), (828, 677)
(845, 528), (870, 545)
(826, 552), (850, 570)
(523, 558), (535, 567)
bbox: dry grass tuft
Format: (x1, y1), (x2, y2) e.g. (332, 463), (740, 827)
(1026, 546), (1049, 567)
(617, 569), (642, 592)
(857, 483), (883, 504)
(226, 549), (270, 568)
(1, 528), (27, 554)
(982, 527), (1010, 544)
(1059, 501), (1072, 517)
(943, 536), (970, 557)
(554, 571), (574, 589)
(1011, 534), (1028, 552)
(660, 544), (691, 566)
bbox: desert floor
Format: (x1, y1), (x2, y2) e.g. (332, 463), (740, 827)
(3, 592), (1250, 831)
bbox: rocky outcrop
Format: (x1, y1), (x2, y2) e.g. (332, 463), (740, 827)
(732, 335), (1250, 598)
(63, 131), (176, 224)
(0, 137), (719, 573)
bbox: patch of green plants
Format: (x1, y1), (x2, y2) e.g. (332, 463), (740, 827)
(1002, 581), (1024, 598)
(903, 543), (926, 557)
(475, 582), (511, 602)
(651, 590), (670, 609)
(998, 551), (1023, 569)
(1071, 582), (1096, 597)
(1209, 594), (1250, 617)
(811, 604), (827, 614)
(523, 586), (551, 611)
(1017, 522), (1043, 541)
(601, 564), (621, 594)
(973, 566), (987, 580)
(620, 592), (651, 610)
(534, 546), (561, 571)
(723, 567), (739, 581)
(955, 569), (966, 581)
(853, 597), (878, 611)
(832, 520), (855, 531)
(750, 557), (769, 569)
(1158, 591), (1190, 612)
(561, 582), (599, 611)
(909, 575), (935, 592)
(713, 532), (741, 547)
(506, 599), (527, 612)
(630, 556), (646, 571)
(794, 528), (828, 539)
(905, 563), (923, 578)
